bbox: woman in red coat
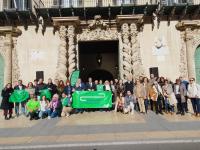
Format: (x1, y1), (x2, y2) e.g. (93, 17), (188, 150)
(0, 83), (14, 120)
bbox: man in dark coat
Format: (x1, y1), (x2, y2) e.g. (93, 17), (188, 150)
(35, 78), (47, 96)
(0, 83), (14, 120)
(14, 80), (26, 116)
(85, 77), (95, 91)
(47, 78), (58, 96)
(124, 76), (134, 94)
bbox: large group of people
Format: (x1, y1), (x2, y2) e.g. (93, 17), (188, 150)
(0, 74), (200, 121)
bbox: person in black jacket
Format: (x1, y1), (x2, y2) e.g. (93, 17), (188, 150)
(85, 77), (96, 91)
(35, 78), (47, 96)
(0, 83), (14, 120)
(14, 80), (26, 116)
(47, 78), (58, 96)
(124, 76), (134, 94)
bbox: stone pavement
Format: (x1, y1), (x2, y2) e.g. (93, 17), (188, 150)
(0, 110), (200, 148)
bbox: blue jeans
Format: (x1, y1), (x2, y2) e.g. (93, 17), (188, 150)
(39, 110), (49, 118)
(191, 98), (200, 114)
(47, 109), (58, 118)
(144, 99), (149, 113)
(15, 102), (26, 115)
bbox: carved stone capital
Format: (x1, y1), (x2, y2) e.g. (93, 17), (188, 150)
(52, 17), (80, 28)
(0, 26), (22, 37)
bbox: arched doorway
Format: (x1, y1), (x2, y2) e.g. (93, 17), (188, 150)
(195, 46), (200, 84)
(0, 54), (4, 100)
(88, 69), (114, 82)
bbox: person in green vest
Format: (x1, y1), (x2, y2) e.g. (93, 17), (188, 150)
(26, 94), (40, 120)
(61, 93), (72, 117)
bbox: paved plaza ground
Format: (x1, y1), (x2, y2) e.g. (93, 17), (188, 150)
(0, 108), (200, 150)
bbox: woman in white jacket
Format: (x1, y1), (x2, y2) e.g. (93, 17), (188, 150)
(187, 78), (200, 117)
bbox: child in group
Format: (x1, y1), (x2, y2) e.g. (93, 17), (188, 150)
(61, 93), (72, 117)
(48, 94), (62, 119)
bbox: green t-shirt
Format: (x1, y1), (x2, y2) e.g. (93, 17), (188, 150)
(26, 99), (40, 112)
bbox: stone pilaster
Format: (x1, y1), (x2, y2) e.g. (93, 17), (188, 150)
(12, 37), (20, 84)
(55, 26), (67, 81)
(179, 31), (188, 78)
(185, 28), (196, 78)
(176, 21), (200, 79)
(67, 25), (76, 78)
(4, 33), (12, 84)
(130, 23), (144, 78)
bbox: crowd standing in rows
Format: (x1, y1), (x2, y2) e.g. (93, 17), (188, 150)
(1, 74), (200, 120)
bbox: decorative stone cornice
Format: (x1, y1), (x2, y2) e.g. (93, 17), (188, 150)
(0, 26), (22, 37)
(176, 20), (200, 31)
(52, 17), (80, 27)
(116, 15), (144, 26)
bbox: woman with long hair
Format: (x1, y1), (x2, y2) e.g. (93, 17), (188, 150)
(0, 83), (14, 120)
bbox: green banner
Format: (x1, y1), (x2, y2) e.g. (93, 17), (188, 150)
(72, 91), (112, 108)
(9, 90), (29, 103)
(40, 89), (51, 100)
(70, 70), (80, 86)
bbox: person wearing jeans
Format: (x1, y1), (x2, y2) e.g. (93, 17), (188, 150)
(14, 80), (26, 116)
(124, 91), (135, 115)
(187, 78), (200, 116)
(48, 94), (62, 119)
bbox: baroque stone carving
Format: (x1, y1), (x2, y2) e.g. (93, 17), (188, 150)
(89, 15), (108, 30)
(77, 28), (118, 41)
(55, 26), (67, 80)
(179, 32), (188, 78)
(130, 23), (144, 78)
(67, 25), (76, 77)
(121, 23), (132, 80)
(12, 37), (20, 83)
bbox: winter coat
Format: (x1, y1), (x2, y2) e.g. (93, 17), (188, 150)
(0, 88), (14, 110)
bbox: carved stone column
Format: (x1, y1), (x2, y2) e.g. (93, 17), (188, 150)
(179, 31), (188, 78)
(4, 34), (12, 84)
(130, 23), (144, 78)
(121, 23), (132, 80)
(55, 26), (67, 81)
(12, 37), (20, 84)
(117, 15), (144, 80)
(185, 28), (196, 78)
(67, 25), (76, 78)
(176, 21), (200, 79)
(52, 17), (80, 79)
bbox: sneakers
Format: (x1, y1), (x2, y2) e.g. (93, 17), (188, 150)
(48, 116), (51, 119)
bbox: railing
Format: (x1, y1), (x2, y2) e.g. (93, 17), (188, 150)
(0, 0), (197, 11)
(34, 0), (158, 8)
(0, 0), (32, 11)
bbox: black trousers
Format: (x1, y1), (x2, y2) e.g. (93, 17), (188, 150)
(29, 111), (39, 120)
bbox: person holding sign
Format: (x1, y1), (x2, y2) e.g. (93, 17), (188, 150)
(0, 83), (14, 120)
(14, 80), (26, 117)
(61, 93), (72, 117)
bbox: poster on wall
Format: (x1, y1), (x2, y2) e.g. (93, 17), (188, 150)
(152, 36), (169, 62)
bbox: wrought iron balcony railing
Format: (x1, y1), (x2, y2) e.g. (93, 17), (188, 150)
(0, 0), (197, 11)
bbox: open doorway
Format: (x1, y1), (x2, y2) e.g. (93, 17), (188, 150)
(78, 40), (119, 82)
